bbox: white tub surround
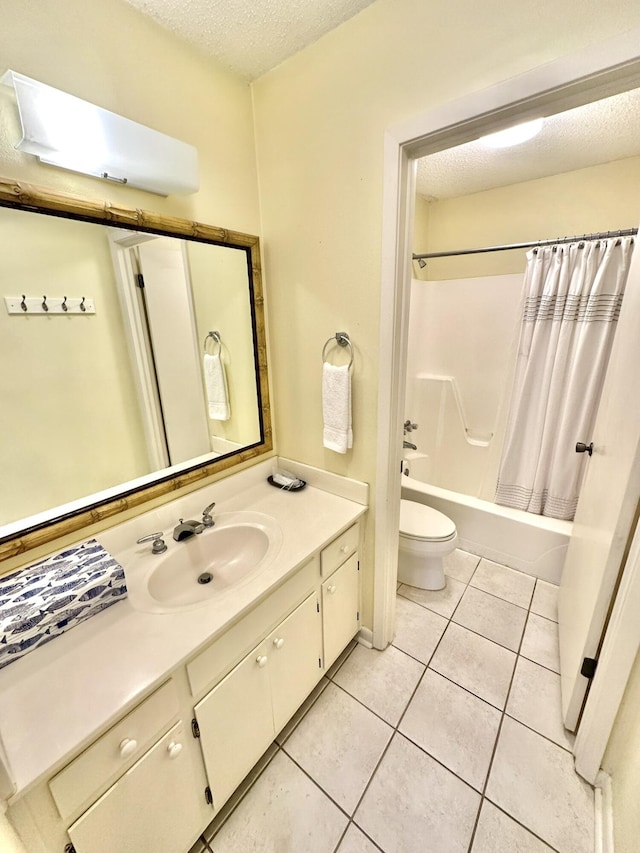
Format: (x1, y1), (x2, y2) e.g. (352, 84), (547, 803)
(0, 458), (367, 811)
(402, 476), (570, 584)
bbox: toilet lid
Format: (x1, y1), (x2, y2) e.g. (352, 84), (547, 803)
(400, 499), (456, 541)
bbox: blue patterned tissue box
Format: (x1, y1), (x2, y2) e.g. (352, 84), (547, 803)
(0, 539), (127, 670)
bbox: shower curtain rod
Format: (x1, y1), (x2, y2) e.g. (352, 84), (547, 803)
(412, 227), (638, 263)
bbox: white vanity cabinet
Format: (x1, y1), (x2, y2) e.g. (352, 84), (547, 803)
(320, 524), (361, 670)
(322, 553), (360, 670)
(66, 721), (208, 853)
(8, 514), (365, 853)
(193, 591), (322, 808)
(48, 680), (211, 853)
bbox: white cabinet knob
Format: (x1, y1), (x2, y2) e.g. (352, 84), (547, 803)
(340, 544), (349, 554)
(119, 738), (138, 759)
(327, 584), (337, 594)
(167, 741), (182, 760)
(256, 655), (268, 668)
(273, 637), (285, 649)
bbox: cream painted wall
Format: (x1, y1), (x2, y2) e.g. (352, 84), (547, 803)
(251, 0), (640, 623)
(0, 0), (260, 233)
(415, 156), (640, 280)
(0, 209), (149, 523)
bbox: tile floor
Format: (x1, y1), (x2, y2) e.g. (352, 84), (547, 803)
(190, 551), (594, 853)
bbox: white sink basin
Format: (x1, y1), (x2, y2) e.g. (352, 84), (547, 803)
(127, 512), (283, 613)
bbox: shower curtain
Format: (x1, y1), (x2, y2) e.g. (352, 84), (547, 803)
(495, 237), (634, 520)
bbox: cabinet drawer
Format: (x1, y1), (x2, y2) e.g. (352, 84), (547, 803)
(50, 680), (179, 820)
(187, 556), (318, 697)
(320, 522), (360, 578)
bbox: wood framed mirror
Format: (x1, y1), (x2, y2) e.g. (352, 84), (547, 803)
(0, 176), (272, 563)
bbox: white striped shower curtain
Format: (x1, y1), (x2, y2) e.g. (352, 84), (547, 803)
(495, 237), (634, 520)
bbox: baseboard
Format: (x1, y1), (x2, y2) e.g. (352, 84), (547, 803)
(358, 626), (373, 648)
(594, 771), (614, 853)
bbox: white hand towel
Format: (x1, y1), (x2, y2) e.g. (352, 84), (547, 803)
(204, 353), (230, 421)
(323, 362), (353, 453)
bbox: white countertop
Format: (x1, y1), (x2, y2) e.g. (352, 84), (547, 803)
(0, 460), (367, 799)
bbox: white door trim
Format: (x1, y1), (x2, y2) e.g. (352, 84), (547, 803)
(373, 23), (640, 761)
(574, 508), (640, 784)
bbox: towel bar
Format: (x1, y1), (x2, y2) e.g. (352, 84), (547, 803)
(322, 332), (353, 369)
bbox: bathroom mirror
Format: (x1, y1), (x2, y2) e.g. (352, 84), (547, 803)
(0, 176), (272, 563)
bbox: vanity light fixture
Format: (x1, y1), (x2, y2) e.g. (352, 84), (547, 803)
(0, 70), (199, 196)
(480, 117), (544, 149)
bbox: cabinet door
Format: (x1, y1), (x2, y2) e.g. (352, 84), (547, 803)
(322, 554), (360, 670)
(67, 722), (207, 853)
(195, 639), (273, 810)
(269, 593), (323, 733)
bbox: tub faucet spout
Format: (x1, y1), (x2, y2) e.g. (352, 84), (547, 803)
(403, 440), (417, 450)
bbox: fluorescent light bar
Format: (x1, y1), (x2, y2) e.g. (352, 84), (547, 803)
(480, 118), (544, 149)
(1, 70), (199, 196)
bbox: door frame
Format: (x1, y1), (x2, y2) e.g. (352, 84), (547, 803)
(374, 25), (640, 769)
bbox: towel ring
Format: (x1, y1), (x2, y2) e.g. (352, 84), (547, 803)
(204, 330), (222, 355)
(322, 332), (353, 369)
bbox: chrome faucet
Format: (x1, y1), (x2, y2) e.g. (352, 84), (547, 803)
(202, 502), (216, 528)
(403, 440), (417, 450)
(173, 518), (205, 541)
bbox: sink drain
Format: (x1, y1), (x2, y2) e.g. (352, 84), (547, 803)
(197, 572), (213, 585)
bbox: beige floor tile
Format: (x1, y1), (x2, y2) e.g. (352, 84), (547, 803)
(530, 580), (559, 622)
(283, 682), (393, 814)
(445, 549), (481, 584)
(506, 657), (574, 751)
(399, 669), (501, 791)
(203, 744), (279, 843)
(453, 585), (527, 652)
(337, 824), (382, 853)
(210, 750), (347, 853)
(486, 717), (594, 853)
(392, 594), (448, 664)
(520, 613), (560, 673)
(276, 678), (329, 745)
(326, 638), (359, 679)
(333, 643), (424, 726)
(470, 560), (535, 609)
(398, 575), (466, 619)
(430, 622), (516, 709)
(355, 733), (480, 853)
(472, 801), (555, 852)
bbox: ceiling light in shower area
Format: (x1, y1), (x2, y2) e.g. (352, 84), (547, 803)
(480, 118), (544, 149)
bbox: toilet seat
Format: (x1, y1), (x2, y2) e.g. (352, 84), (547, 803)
(399, 499), (456, 542)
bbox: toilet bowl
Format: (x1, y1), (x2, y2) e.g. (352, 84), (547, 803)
(398, 499), (458, 591)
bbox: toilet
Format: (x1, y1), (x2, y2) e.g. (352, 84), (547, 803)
(398, 499), (458, 590)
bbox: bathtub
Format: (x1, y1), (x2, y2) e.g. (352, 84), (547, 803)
(401, 475), (572, 585)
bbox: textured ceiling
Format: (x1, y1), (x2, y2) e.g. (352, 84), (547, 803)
(124, 0), (377, 80)
(417, 88), (640, 200)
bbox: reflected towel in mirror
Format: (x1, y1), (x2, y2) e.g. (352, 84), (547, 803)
(204, 353), (230, 421)
(323, 363), (352, 453)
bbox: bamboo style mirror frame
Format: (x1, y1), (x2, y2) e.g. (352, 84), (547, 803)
(0, 176), (272, 564)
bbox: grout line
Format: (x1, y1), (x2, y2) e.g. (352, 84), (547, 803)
(518, 650), (561, 676)
(503, 710), (575, 754)
(464, 606), (529, 852)
(482, 798), (564, 853)
(448, 613), (524, 655)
